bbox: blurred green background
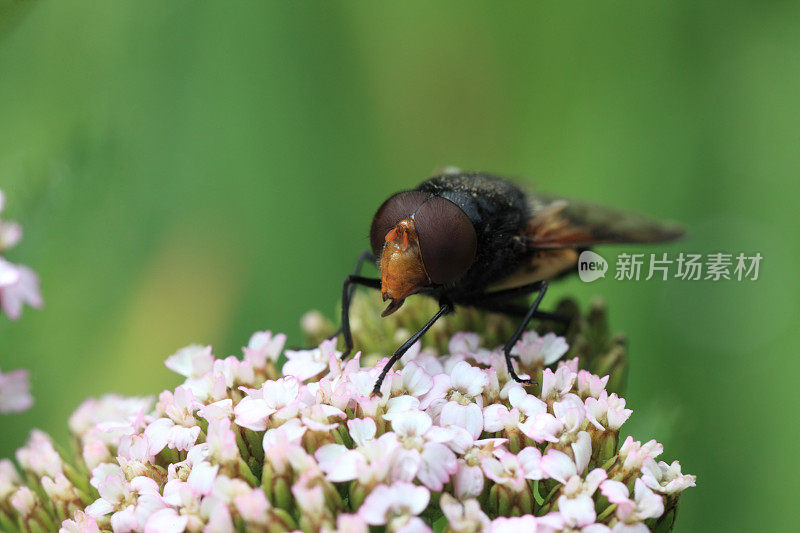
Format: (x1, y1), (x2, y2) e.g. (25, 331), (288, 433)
(0, 1), (798, 530)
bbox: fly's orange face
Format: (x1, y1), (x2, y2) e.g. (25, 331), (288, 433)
(378, 217), (430, 316)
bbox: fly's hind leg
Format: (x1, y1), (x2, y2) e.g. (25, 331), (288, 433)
(338, 274), (380, 360)
(473, 301), (572, 331)
(504, 281), (549, 384)
(466, 280), (572, 330)
(484, 280), (551, 385)
(371, 300), (452, 396)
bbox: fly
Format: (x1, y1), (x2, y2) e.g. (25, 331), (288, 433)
(335, 171), (684, 395)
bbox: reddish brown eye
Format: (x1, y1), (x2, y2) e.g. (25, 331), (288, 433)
(415, 197), (477, 284)
(369, 191), (429, 257)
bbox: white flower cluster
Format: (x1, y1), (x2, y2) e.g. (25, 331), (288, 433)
(0, 327), (694, 533)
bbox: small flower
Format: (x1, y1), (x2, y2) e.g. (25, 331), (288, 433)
(243, 330), (286, 369)
(601, 478), (665, 527)
(440, 493), (491, 533)
(156, 386), (199, 426)
(300, 403), (347, 433)
(144, 417), (201, 453)
(86, 475), (166, 532)
(453, 438), (506, 499)
(449, 332), (494, 364)
(640, 458), (696, 494)
(234, 376), (301, 431)
(263, 419), (308, 475)
(576, 370), (608, 399)
(0, 458), (21, 500)
(517, 411), (562, 444)
(196, 398), (233, 422)
(481, 449), (527, 492)
(0, 218), (22, 251)
(584, 391), (632, 432)
(489, 515), (539, 532)
(540, 366), (576, 403)
(0, 190), (42, 320)
(283, 339), (338, 381)
(359, 482), (431, 532)
(16, 429), (63, 478)
(165, 344), (215, 398)
(617, 437), (663, 474)
(11, 486), (39, 518)
(159, 462), (226, 531)
(484, 385), (547, 433)
(0, 259), (42, 320)
(167, 443), (210, 482)
(422, 362), (488, 439)
(233, 486), (271, 525)
(0, 367), (33, 413)
(316, 419), (399, 487)
(82, 439), (113, 470)
(69, 394), (154, 445)
(389, 409), (458, 491)
(116, 434), (159, 480)
(42, 472), (80, 504)
(540, 446), (607, 528)
(206, 418), (239, 464)
(396, 362), (434, 398)
(142, 508), (189, 533)
(324, 513), (369, 533)
(60, 510), (102, 533)
(292, 468), (329, 520)
(211, 355), (256, 391)
(512, 330), (568, 367)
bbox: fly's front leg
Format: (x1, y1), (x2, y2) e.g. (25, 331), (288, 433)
(346, 250), (376, 301)
(340, 275), (380, 360)
(371, 300), (452, 396)
(328, 250), (380, 359)
(326, 251), (377, 341)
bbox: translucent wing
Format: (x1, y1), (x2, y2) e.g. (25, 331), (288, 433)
(488, 193), (684, 291)
(524, 193), (685, 249)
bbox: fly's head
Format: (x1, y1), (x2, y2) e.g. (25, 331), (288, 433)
(370, 192), (478, 317)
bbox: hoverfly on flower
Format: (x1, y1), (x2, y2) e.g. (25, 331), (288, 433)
(335, 171), (684, 394)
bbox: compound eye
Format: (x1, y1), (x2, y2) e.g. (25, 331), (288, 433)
(369, 191), (429, 257)
(415, 197), (477, 284)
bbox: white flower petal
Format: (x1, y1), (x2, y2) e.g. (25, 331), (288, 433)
(440, 402), (483, 439)
(540, 449), (577, 484)
(144, 508), (188, 533)
(518, 447), (544, 480)
(558, 493), (596, 527)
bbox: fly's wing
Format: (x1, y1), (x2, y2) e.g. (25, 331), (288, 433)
(487, 193), (684, 291)
(524, 193), (685, 249)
